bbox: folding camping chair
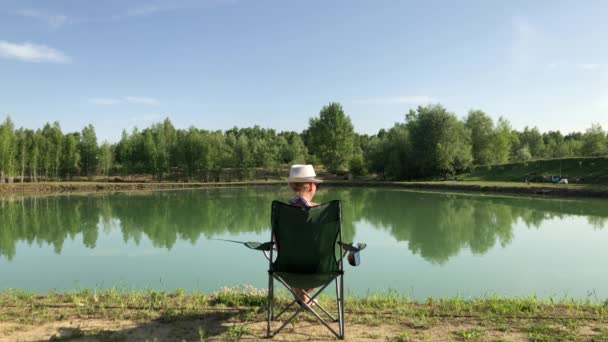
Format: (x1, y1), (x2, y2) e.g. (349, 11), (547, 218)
(246, 200), (366, 340)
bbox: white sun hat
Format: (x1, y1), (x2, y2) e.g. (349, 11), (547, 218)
(287, 164), (323, 183)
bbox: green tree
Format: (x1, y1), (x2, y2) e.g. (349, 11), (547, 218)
(380, 124), (412, 180)
(542, 131), (565, 158)
(29, 131), (40, 182)
(163, 118), (177, 172)
(115, 130), (132, 176)
(514, 144), (532, 162)
(278, 133), (307, 164)
(45, 122), (64, 180)
(307, 102), (355, 173)
(0, 117), (17, 183)
(490, 117), (513, 164)
(348, 144), (367, 177)
(581, 124), (607, 156)
(62, 133), (80, 180)
(363, 134), (385, 178)
(142, 130), (158, 178)
(15, 129), (28, 182)
(235, 134), (253, 180)
(518, 127), (544, 158)
(406, 104), (473, 178)
(465, 110), (494, 165)
(79, 124), (99, 178)
(99, 141), (114, 181)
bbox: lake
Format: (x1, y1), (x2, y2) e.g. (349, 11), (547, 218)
(1, 187), (607, 301)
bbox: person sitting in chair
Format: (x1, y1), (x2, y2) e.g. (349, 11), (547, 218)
(286, 164), (323, 306)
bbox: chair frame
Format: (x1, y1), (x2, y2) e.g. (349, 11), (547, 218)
(265, 202), (346, 340)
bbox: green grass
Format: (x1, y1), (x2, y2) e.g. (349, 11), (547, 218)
(527, 323), (578, 342)
(454, 327), (485, 341)
(2, 288), (608, 341)
(462, 157), (608, 184)
(225, 325), (252, 340)
(3, 164), (608, 200)
(395, 330), (412, 341)
(1, 288), (607, 323)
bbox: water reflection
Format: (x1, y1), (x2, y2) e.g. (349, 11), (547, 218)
(1, 188), (607, 262)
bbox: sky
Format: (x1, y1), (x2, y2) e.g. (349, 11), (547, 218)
(1, 0), (607, 142)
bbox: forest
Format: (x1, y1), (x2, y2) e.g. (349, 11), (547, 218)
(0, 103), (607, 183)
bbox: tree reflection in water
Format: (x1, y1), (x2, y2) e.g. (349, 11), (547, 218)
(1, 188), (607, 262)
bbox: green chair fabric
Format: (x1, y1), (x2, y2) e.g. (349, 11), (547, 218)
(271, 200), (342, 287)
(265, 200), (349, 339)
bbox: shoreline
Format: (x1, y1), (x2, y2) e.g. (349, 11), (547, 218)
(1, 288), (607, 341)
(1, 180), (607, 199)
(329, 181), (608, 199)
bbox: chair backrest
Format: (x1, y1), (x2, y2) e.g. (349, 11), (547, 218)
(270, 200), (342, 274)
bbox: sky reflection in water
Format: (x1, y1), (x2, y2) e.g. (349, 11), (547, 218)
(1, 188), (607, 299)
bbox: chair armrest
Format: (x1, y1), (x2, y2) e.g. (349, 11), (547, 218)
(338, 242), (366, 252)
(244, 241), (275, 251)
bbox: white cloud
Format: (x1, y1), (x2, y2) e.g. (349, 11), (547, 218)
(110, 1), (237, 20)
(353, 96), (436, 105)
(125, 5), (165, 17)
(124, 96), (160, 105)
(109, 4), (177, 20)
(578, 63), (600, 71)
(13, 9), (68, 29)
(88, 98), (122, 105)
(0, 40), (70, 63)
(88, 96), (160, 106)
(546, 62), (603, 71)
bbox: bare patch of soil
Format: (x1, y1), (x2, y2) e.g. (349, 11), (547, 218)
(2, 316), (603, 341)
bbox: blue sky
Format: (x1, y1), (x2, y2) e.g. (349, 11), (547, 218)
(1, 0), (607, 142)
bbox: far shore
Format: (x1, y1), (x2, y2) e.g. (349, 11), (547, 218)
(1, 180), (608, 199)
(1, 288), (607, 341)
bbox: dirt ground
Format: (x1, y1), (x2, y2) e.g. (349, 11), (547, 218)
(0, 318), (511, 341)
(2, 315), (607, 341)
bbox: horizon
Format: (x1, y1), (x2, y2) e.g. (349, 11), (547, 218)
(2, 0), (607, 142)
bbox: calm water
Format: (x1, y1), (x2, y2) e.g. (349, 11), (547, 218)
(1, 187), (607, 300)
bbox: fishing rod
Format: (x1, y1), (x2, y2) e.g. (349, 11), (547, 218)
(210, 238), (274, 250)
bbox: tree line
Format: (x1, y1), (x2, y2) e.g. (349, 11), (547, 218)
(1, 102), (607, 183)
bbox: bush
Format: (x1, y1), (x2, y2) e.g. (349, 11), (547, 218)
(349, 154), (368, 177)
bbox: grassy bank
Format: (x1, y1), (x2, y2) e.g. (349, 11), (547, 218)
(463, 157), (608, 184)
(2, 179), (608, 199)
(0, 180), (284, 196)
(1, 287), (608, 341)
(330, 180), (608, 199)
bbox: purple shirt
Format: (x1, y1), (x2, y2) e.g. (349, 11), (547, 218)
(288, 196), (313, 208)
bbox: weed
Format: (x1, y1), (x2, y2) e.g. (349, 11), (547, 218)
(395, 330), (411, 342)
(225, 325), (251, 340)
(175, 288), (186, 298)
(527, 324), (576, 342)
(212, 285), (267, 307)
(198, 326), (206, 341)
(454, 327), (485, 341)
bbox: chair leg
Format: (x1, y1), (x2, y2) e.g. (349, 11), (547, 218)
(267, 274), (274, 338)
(269, 275), (344, 339)
(335, 278), (340, 323)
(339, 274), (345, 339)
(273, 298), (299, 320)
